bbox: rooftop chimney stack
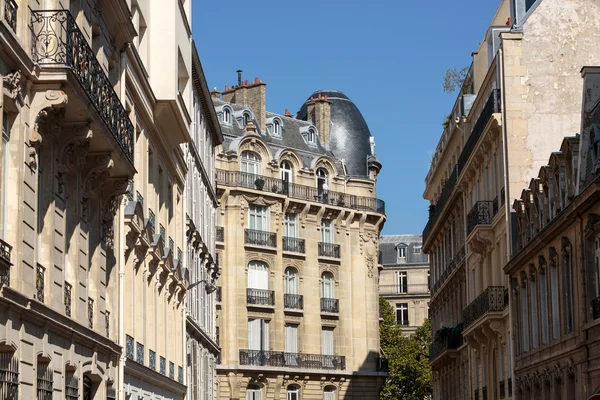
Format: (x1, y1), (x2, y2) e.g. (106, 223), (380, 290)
(221, 70), (267, 131)
(307, 95), (331, 146)
(237, 70), (242, 86)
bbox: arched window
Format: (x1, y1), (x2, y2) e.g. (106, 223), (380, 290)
(244, 113), (251, 126)
(287, 385), (300, 400)
(241, 151), (261, 187)
(323, 385), (336, 400)
(321, 272), (334, 299)
(307, 128), (317, 144)
(280, 160), (293, 183)
(247, 384), (262, 400)
(0, 348), (18, 397)
(273, 120), (281, 136)
(223, 108), (231, 124)
(248, 261), (268, 290)
(284, 267), (298, 295)
(317, 168), (328, 199)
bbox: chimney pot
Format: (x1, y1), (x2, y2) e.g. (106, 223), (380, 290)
(225, 85), (229, 91)
(237, 70), (242, 86)
(255, 78), (259, 84)
(285, 109), (290, 116)
(245, 80), (249, 86)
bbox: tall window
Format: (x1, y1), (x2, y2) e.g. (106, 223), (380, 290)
(321, 327), (334, 356)
(1, 111), (9, 235)
(248, 261), (268, 290)
(540, 267), (549, 344)
(241, 151), (261, 186)
(321, 272), (334, 299)
(249, 205), (268, 232)
(284, 267), (298, 295)
(395, 271), (408, 293)
(37, 359), (53, 400)
(594, 236), (600, 301)
(284, 213), (297, 238)
(530, 272), (539, 349)
(223, 108), (231, 124)
(244, 113), (251, 126)
(246, 384), (262, 400)
(280, 160), (293, 184)
(323, 386), (336, 400)
(287, 386), (299, 400)
(396, 303), (409, 326)
(521, 281), (530, 352)
(285, 325), (298, 355)
(397, 246), (407, 262)
(321, 220), (334, 244)
(248, 319), (269, 352)
(273, 120), (281, 136)
(550, 258), (560, 339)
(305, 128), (317, 144)
(563, 242), (574, 333)
(317, 168), (328, 198)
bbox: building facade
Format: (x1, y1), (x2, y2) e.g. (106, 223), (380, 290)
(422, 0), (600, 399)
(184, 44), (223, 400)
(378, 235), (430, 336)
(212, 79), (387, 399)
(505, 67), (600, 400)
(0, 1), (220, 399)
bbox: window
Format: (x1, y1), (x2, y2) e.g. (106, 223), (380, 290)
(396, 303), (409, 326)
(323, 386), (336, 400)
(563, 243), (574, 333)
(249, 205), (269, 231)
(321, 327), (334, 356)
(223, 108), (231, 124)
(540, 267), (549, 344)
(304, 128), (317, 144)
(0, 351), (18, 398)
(530, 272), (539, 349)
(397, 246), (407, 262)
(284, 213), (297, 238)
(246, 384), (262, 400)
(248, 261), (268, 290)
(284, 267), (298, 295)
(321, 220), (334, 244)
(520, 281), (530, 352)
(550, 259), (560, 339)
(241, 151), (261, 186)
(273, 120), (281, 136)
(414, 245), (422, 254)
(316, 168), (328, 199)
(395, 271), (408, 293)
(280, 160), (293, 188)
(244, 113), (251, 126)
(37, 360), (53, 400)
(65, 369), (78, 400)
(285, 325), (298, 355)
(248, 319), (269, 352)
(321, 272), (334, 299)
(287, 386), (299, 400)
(1, 110), (9, 235)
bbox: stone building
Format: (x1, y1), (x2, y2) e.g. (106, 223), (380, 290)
(184, 43), (223, 400)
(505, 66), (600, 400)
(0, 1), (220, 400)
(212, 78), (387, 399)
(378, 235), (430, 336)
(422, 0), (600, 399)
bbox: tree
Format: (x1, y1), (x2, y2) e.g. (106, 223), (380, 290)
(443, 67), (469, 93)
(379, 298), (433, 400)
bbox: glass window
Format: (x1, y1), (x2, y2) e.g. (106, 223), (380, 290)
(321, 220), (333, 244)
(323, 386), (336, 400)
(280, 160), (293, 184)
(246, 384), (262, 400)
(223, 108), (231, 124)
(414, 245), (422, 254)
(284, 213), (297, 238)
(247, 319), (269, 352)
(321, 272), (334, 299)
(249, 205), (268, 231)
(396, 303), (408, 326)
(284, 267), (298, 295)
(248, 261), (268, 290)
(395, 271), (408, 293)
(273, 120), (281, 136)
(317, 168), (328, 198)
(397, 246), (406, 261)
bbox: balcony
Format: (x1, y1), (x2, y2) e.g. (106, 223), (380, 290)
(318, 242), (340, 259)
(239, 350), (345, 370)
(284, 294), (303, 310)
(432, 245), (465, 294)
(0, 238), (12, 277)
(244, 229), (276, 248)
(467, 201), (493, 235)
(423, 90), (501, 244)
(216, 226), (224, 243)
(31, 10), (134, 163)
(282, 237), (305, 254)
(429, 331), (463, 361)
(379, 284), (429, 296)
(246, 288), (275, 306)
(321, 298), (339, 314)
(216, 169), (385, 215)
(463, 286), (508, 329)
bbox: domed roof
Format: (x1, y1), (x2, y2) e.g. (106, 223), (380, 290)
(296, 90), (373, 177)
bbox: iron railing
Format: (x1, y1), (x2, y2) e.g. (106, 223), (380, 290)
(136, 342), (144, 365)
(31, 10), (134, 162)
(216, 226), (224, 242)
(284, 294), (303, 310)
(463, 286), (509, 328)
(246, 288), (275, 306)
(125, 335), (134, 359)
(64, 282), (72, 317)
(4, 0), (17, 33)
(318, 242), (340, 258)
(136, 191), (144, 207)
(239, 350), (346, 370)
(423, 90), (501, 244)
(169, 361), (174, 380)
(160, 356), (166, 375)
(88, 297), (94, 329)
(429, 332), (463, 360)
(37, 363), (53, 400)
(149, 350), (156, 370)
(592, 296), (600, 320)
(283, 237), (305, 253)
(148, 209), (155, 234)
(321, 298), (339, 313)
(65, 372), (78, 400)
(467, 201), (493, 235)
(244, 229), (276, 247)
(36, 264), (45, 302)
(379, 284), (429, 295)
(217, 169), (385, 214)
(397, 320), (410, 327)
(0, 352), (18, 399)
(432, 245), (465, 294)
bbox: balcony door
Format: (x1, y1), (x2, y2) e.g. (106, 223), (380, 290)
(285, 324), (298, 354)
(321, 272), (334, 299)
(395, 271), (408, 293)
(248, 262), (268, 290)
(248, 318), (269, 353)
(249, 205), (269, 232)
(284, 213), (297, 238)
(321, 220), (333, 244)
(284, 267), (298, 295)
(322, 327), (335, 368)
(280, 161), (292, 194)
(241, 151), (261, 187)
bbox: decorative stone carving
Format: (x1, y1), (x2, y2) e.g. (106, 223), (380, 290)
(3, 70), (22, 103)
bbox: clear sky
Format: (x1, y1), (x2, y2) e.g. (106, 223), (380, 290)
(192, 0), (501, 235)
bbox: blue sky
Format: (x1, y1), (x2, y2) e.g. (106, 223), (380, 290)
(193, 0), (501, 235)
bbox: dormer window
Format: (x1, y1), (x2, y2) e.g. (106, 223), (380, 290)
(222, 108), (231, 124)
(244, 113), (251, 126)
(397, 246), (407, 263)
(302, 128), (317, 145)
(273, 120), (281, 136)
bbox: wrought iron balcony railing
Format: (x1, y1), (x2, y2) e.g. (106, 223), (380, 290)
(125, 335), (134, 359)
(318, 242), (340, 259)
(246, 288), (275, 306)
(423, 90), (501, 244)
(463, 286), (509, 329)
(217, 169), (385, 214)
(321, 298), (339, 313)
(64, 281), (72, 317)
(284, 294), (303, 310)
(149, 350), (156, 371)
(216, 226), (224, 242)
(4, 0), (17, 32)
(375, 357), (389, 372)
(244, 229), (276, 248)
(397, 320), (410, 327)
(429, 331), (463, 360)
(379, 284), (430, 295)
(36, 264), (45, 302)
(432, 245), (465, 294)
(283, 236), (305, 254)
(216, 286), (222, 303)
(31, 10), (134, 162)
(467, 201), (493, 235)
(239, 350), (346, 370)
(0, 238), (11, 265)
(148, 208), (156, 235)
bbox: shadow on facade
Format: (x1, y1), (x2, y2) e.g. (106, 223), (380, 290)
(337, 350), (386, 400)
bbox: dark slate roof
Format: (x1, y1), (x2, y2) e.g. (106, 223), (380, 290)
(213, 99), (345, 173)
(296, 90), (373, 177)
(379, 234), (429, 266)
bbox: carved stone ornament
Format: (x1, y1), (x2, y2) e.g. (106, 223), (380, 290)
(3, 70), (23, 103)
(561, 236), (571, 253)
(366, 254), (375, 279)
(586, 213), (600, 234)
(529, 264), (536, 282)
(538, 255), (547, 272)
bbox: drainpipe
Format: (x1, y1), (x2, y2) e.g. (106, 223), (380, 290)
(118, 197), (126, 400)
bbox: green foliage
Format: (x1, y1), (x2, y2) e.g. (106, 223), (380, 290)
(379, 298), (433, 400)
(443, 67), (469, 93)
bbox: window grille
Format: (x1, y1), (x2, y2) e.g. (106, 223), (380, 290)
(37, 362), (53, 400)
(0, 352), (18, 399)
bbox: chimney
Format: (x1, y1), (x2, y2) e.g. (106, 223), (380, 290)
(211, 87), (221, 99)
(221, 71), (267, 131)
(237, 70), (242, 86)
(307, 95), (331, 145)
(285, 109), (291, 116)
